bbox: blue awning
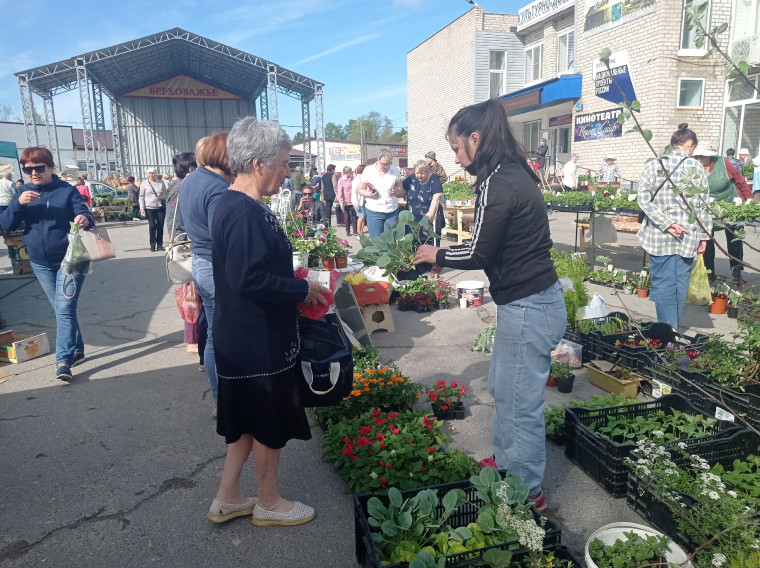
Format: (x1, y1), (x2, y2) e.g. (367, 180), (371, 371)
(500, 74), (582, 105)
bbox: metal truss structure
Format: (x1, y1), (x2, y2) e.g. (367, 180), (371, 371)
(301, 99), (311, 170)
(313, 85), (326, 174)
(15, 28), (324, 179)
(41, 94), (61, 170)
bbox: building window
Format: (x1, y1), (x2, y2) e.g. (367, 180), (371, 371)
(489, 51), (507, 98)
(556, 128), (570, 155)
(557, 30), (575, 74)
(733, 0), (760, 42)
(677, 78), (705, 108)
(77, 161), (87, 171)
(680, 0), (709, 52)
(525, 44), (543, 84)
(523, 121), (542, 155)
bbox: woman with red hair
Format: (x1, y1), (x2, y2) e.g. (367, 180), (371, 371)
(0, 147), (95, 381)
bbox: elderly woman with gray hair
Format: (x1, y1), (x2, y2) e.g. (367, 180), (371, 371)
(205, 116), (330, 528)
(358, 148), (406, 238)
(402, 159), (444, 245)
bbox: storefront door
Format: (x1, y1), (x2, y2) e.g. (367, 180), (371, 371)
(553, 127), (571, 171)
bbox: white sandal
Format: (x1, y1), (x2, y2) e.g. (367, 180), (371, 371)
(251, 501), (315, 526)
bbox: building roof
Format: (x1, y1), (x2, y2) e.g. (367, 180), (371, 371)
(15, 28), (322, 101)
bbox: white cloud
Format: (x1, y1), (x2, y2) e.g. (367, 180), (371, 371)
(293, 32), (384, 65)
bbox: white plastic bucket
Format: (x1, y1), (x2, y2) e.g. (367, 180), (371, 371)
(457, 280), (485, 307)
(585, 522), (693, 568)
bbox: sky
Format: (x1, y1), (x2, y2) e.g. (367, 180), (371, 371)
(0, 0), (525, 140)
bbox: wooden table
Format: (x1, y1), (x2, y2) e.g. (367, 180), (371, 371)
(442, 205), (475, 244)
(574, 218), (641, 250)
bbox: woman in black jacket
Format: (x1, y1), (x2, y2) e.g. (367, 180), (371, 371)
(414, 99), (566, 512)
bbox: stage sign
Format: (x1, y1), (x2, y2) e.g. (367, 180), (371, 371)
(120, 75), (242, 100)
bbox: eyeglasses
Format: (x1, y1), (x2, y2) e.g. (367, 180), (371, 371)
(22, 165), (47, 174)
(303, 192), (313, 196)
(378, 162), (391, 168)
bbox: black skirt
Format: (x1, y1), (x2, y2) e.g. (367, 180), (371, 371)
(216, 365), (312, 448)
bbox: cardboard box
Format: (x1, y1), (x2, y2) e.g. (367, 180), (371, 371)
(0, 331), (50, 363)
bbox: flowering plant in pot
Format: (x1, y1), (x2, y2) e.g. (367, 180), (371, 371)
(311, 225), (341, 269)
(334, 238), (351, 268)
(710, 282), (730, 315)
(727, 290), (742, 319)
(636, 269), (651, 298)
(397, 292), (434, 312)
(425, 379), (470, 420)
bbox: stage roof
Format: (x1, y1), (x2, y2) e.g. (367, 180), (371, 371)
(15, 27), (322, 101)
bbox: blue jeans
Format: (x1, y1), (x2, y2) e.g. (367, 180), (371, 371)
(649, 254), (694, 328)
(30, 262), (85, 366)
(364, 209), (399, 239)
(192, 255), (217, 402)
(489, 281), (566, 497)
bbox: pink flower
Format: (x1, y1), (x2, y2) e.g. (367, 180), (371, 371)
(391, 427), (399, 434)
(375, 418), (386, 426)
(371, 409), (382, 417)
(451, 381), (458, 388)
(428, 391), (438, 402)
(387, 412), (399, 419)
(356, 437), (371, 447)
(359, 426), (372, 435)
(323, 230), (329, 235)
(294, 231), (304, 237)
(339, 239), (348, 245)
(320, 237), (326, 242)
(376, 433), (385, 441)
(436, 379), (446, 390)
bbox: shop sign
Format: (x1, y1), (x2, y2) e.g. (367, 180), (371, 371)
(120, 74), (242, 100)
(549, 114), (572, 127)
(502, 90), (541, 114)
(329, 145), (361, 156)
(517, 0), (574, 31)
(584, 0), (655, 37)
(574, 109), (623, 142)
(592, 50), (637, 105)
(387, 145), (407, 157)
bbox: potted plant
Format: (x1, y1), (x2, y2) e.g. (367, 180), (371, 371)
(311, 225), (340, 270)
(710, 282), (729, 315)
(584, 361), (640, 398)
(623, 275), (636, 295)
(334, 239), (351, 269)
(426, 379), (470, 420)
(548, 361), (573, 388)
(727, 290), (741, 319)
(550, 362), (575, 393)
(585, 523), (693, 568)
(637, 270), (651, 298)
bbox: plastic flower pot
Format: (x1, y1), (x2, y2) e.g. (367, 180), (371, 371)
(637, 288), (649, 298)
(335, 255), (348, 269)
(556, 374), (575, 393)
(585, 522), (693, 568)
(546, 375), (558, 387)
(727, 305), (739, 318)
(321, 257), (336, 270)
(709, 295), (728, 314)
(432, 401), (465, 420)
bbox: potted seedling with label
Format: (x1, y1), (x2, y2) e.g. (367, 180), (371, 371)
(637, 269), (651, 298)
(727, 290), (741, 319)
(710, 282), (729, 315)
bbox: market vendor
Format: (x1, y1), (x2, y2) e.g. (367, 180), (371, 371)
(692, 146), (751, 285)
(296, 186), (329, 225)
(598, 156), (620, 183)
(402, 160), (444, 246)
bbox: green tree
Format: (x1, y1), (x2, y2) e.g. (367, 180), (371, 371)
(292, 131), (305, 144)
(324, 122), (347, 140)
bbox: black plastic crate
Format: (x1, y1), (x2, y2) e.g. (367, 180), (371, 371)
(626, 429), (760, 551)
(636, 352), (704, 403)
(563, 394), (741, 497)
(354, 477), (562, 568)
(590, 326), (708, 370)
(698, 382), (760, 431)
(566, 312), (630, 364)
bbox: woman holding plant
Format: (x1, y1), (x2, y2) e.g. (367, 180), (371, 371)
(636, 123), (712, 328)
(413, 99), (566, 511)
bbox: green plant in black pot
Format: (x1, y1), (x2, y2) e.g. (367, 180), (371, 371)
(550, 362), (575, 393)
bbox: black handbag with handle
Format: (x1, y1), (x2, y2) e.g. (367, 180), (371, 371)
(298, 313), (353, 408)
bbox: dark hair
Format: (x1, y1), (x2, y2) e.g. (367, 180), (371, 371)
(76, 177), (85, 185)
(127, 176), (135, 183)
(447, 99), (539, 187)
(16, 179), (23, 185)
(726, 148), (736, 156)
(202, 131), (231, 177)
(355, 164), (366, 175)
(670, 123), (698, 148)
(172, 152), (197, 179)
(20, 146), (54, 168)
(326, 164), (336, 172)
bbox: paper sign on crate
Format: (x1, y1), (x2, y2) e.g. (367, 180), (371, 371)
(0, 331), (50, 363)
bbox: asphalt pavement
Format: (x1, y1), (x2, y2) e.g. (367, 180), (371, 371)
(0, 210), (754, 567)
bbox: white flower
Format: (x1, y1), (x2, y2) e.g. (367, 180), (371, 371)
(370, 471), (378, 479)
(707, 491), (720, 500)
(428, 455), (434, 462)
(728, 490), (738, 498)
(652, 430), (665, 438)
(712, 552), (727, 566)
(677, 442), (687, 450)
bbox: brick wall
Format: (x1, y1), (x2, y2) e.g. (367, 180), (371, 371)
(573, 0), (732, 182)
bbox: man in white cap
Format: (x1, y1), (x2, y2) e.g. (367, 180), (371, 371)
(139, 168), (168, 252)
(739, 148), (752, 166)
(425, 151), (448, 184)
(693, 146), (751, 284)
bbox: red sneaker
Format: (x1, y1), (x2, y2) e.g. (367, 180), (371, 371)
(527, 490), (547, 513)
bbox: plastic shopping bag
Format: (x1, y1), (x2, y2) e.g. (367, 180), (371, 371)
(581, 293), (608, 319)
(687, 254), (712, 305)
(62, 223), (92, 277)
(175, 282), (201, 323)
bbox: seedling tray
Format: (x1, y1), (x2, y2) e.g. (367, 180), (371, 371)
(565, 312), (631, 364)
(589, 326), (707, 370)
(698, 381), (760, 430)
(564, 394), (741, 497)
(626, 429), (760, 551)
(636, 352), (698, 400)
(354, 477), (561, 568)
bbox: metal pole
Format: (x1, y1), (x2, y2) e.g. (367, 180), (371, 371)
(91, 82), (107, 180)
(314, 84), (326, 173)
(75, 57), (97, 182)
(259, 89), (269, 121)
(42, 93), (61, 171)
(301, 97), (310, 171)
(266, 64), (279, 124)
(109, 97), (122, 178)
(18, 74), (39, 147)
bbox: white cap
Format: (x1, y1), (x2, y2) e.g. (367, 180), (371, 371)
(739, 148), (750, 155)
(147, 167), (156, 174)
(692, 146), (718, 158)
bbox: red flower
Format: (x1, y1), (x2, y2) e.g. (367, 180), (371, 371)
(380, 477), (387, 485)
(343, 437), (350, 443)
(343, 444), (354, 456)
(376, 433), (385, 441)
(391, 427), (399, 434)
(408, 440), (413, 444)
(436, 379), (446, 390)
(440, 405), (449, 411)
(428, 391), (439, 402)
(352, 455), (358, 460)
(459, 386), (468, 394)
(380, 442), (385, 449)
(375, 418), (386, 426)
(428, 446), (436, 452)
(426, 424), (433, 430)
(387, 412), (399, 419)
(386, 462), (391, 468)
(379, 460), (385, 466)
(371, 409), (382, 417)
(359, 426), (372, 435)
(451, 381), (458, 388)
(323, 230), (329, 235)
(357, 437), (371, 447)
(422, 467), (426, 471)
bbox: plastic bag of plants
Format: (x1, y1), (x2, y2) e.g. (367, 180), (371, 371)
(62, 223), (92, 277)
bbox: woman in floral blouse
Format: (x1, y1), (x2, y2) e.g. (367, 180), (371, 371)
(598, 157), (620, 183)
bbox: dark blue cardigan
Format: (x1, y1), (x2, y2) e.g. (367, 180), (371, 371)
(0, 176), (95, 269)
(211, 190), (309, 379)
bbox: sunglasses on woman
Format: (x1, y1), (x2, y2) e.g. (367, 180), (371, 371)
(22, 165), (48, 174)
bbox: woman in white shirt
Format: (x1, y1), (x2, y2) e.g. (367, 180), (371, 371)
(350, 164), (367, 237)
(562, 153), (579, 191)
(358, 149), (406, 238)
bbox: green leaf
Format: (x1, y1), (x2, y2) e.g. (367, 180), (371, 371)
(715, 22), (728, 33)
(618, 113), (627, 125)
(367, 497), (386, 519)
(738, 60), (751, 75)
(481, 548), (513, 568)
(599, 47), (612, 64)
(381, 519), (398, 536)
(397, 511), (413, 530)
(631, 100), (641, 111)
(377, 255), (392, 268)
(399, 209), (415, 225)
(453, 526), (473, 541)
(388, 487), (402, 509)
(642, 129), (653, 142)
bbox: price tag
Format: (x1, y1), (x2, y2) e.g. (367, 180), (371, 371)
(651, 380), (671, 398)
(715, 407), (735, 422)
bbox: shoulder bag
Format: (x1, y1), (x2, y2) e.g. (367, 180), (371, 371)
(298, 313), (353, 408)
(165, 193), (193, 284)
(637, 156), (689, 224)
(67, 226), (116, 262)
(150, 183), (166, 209)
